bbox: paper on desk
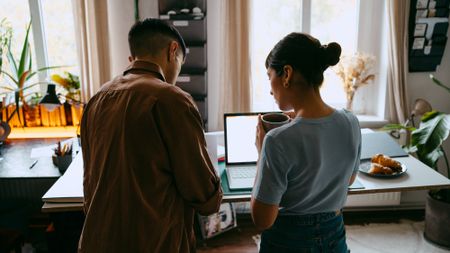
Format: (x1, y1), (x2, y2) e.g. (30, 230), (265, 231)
(30, 145), (57, 158)
(30, 139), (74, 158)
(218, 145), (225, 158)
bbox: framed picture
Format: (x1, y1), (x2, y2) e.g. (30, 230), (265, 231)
(197, 203), (237, 239)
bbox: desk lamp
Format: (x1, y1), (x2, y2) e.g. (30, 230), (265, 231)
(408, 98), (433, 127)
(39, 84), (61, 112)
(389, 98), (432, 141)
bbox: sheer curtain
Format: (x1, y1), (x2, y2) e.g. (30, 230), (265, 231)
(387, 0), (410, 123)
(71, 0), (111, 102)
(217, 0), (252, 129)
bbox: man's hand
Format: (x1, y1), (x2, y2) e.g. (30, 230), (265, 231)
(255, 114), (266, 154)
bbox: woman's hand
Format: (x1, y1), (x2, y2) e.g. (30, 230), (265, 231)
(255, 114), (266, 154)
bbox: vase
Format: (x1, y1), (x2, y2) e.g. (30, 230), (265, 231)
(346, 90), (355, 111)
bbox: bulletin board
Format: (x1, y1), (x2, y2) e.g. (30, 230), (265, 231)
(408, 0), (450, 72)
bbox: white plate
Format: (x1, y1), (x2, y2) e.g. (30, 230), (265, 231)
(359, 160), (407, 178)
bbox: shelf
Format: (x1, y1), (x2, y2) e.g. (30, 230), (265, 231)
(8, 126), (78, 139)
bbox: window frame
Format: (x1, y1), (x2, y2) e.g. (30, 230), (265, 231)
(28, 0), (50, 94)
(251, 0), (389, 125)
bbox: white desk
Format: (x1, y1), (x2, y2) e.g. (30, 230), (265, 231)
(42, 133), (450, 212)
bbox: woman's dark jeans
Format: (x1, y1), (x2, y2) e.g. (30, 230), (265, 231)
(260, 212), (348, 253)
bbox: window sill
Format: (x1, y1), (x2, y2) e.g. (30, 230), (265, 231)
(8, 127), (78, 139)
(357, 115), (388, 129)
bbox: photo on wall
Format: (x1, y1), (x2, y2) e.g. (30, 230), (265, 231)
(197, 203), (237, 239)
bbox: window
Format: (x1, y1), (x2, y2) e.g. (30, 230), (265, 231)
(0, 0), (79, 96)
(250, 0), (388, 119)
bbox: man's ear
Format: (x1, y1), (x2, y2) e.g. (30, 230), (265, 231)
(168, 41), (179, 62)
(128, 56), (134, 63)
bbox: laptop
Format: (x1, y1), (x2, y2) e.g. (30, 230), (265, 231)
(224, 112), (262, 190)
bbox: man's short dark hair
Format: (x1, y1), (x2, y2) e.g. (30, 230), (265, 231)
(128, 18), (186, 59)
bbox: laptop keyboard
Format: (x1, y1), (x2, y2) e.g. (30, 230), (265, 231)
(229, 167), (257, 179)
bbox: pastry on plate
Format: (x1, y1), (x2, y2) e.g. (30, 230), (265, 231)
(368, 163), (393, 175)
(371, 154), (402, 172)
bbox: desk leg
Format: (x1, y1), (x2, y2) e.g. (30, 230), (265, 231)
(47, 211), (84, 253)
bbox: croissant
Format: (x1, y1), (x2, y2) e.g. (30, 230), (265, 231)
(371, 154), (402, 172)
(368, 163), (393, 175)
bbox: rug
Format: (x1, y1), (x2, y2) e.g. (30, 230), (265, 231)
(252, 220), (450, 253)
(346, 219), (450, 253)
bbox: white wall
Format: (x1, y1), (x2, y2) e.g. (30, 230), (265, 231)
(106, 0), (159, 77)
(106, 0), (135, 78)
(206, 1), (220, 131)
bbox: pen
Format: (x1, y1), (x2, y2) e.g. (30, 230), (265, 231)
(29, 160), (38, 169)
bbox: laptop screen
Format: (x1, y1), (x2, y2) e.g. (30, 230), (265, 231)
(224, 113), (260, 165)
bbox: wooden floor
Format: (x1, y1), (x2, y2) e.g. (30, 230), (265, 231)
(195, 210), (425, 253)
(197, 217), (259, 253)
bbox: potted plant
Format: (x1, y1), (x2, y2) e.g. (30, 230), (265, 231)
(0, 18), (12, 140)
(0, 18), (12, 77)
(51, 72), (82, 126)
(383, 75), (450, 248)
(0, 21), (61, 127)
(51, 72), (81, 103)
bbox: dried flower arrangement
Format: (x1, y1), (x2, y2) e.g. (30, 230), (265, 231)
(334, 52), (376, 111)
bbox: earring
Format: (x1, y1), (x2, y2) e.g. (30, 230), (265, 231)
(283, 82), (289, 88)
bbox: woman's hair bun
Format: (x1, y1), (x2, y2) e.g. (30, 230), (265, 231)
(322, 42), (341, 67)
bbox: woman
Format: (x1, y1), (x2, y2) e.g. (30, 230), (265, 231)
(251, 33), (361, 253)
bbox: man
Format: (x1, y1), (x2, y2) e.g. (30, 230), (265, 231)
(79, 18), (223, 252)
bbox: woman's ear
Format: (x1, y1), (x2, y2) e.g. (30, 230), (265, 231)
(283, 65), (293, 87)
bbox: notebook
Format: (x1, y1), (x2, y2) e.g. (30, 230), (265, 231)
(224, 112), (261, 190)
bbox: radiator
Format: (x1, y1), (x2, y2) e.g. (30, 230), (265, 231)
(233, 192), (402, 213)
(345, 192), (401, 207)
(0, 178), (58, 209)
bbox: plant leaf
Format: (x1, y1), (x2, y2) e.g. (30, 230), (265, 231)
(421, 111), (440, 122)
(14, 90), (22, 125)
(6, 48), (18, 80)
(430, 74), (450, 93)
(0, 69), (19, 85)
(26, 65), (66, 81)
(411, 113), (450, 166)
(0, 85), (15, 91)
(417, 147), (444, 168)
(21, 81), (47, 91)
(381, 123), (415, 131)
(0, 47), (3, 73)
(18, 70), (30, 90)
(17, 22), (32, 78)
